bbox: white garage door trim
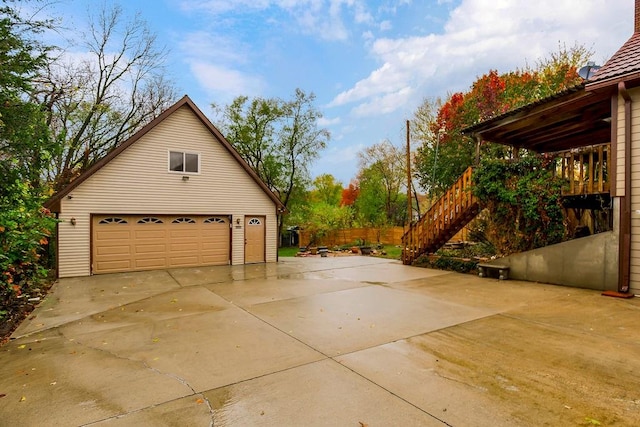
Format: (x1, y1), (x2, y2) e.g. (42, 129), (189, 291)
(92, 214), (231, 274)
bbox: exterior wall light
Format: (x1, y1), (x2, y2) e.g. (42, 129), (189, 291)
(70, 217), (77, 226)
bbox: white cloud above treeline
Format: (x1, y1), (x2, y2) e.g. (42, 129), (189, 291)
(329, 0), (632, 117)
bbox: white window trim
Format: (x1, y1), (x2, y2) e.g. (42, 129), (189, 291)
(168, 150), (201, 175)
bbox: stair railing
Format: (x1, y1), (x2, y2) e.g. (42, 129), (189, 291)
(402, 166), (477, 264)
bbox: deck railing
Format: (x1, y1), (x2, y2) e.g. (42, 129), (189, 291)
(401, 145), (612, 265)
(402, 166), (479, 265)
(556, 143), (610, 196)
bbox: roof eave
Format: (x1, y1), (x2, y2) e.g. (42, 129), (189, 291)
(462, 85), (588, 136)
(43, 95), (193, 211)
(586, 72), (640, 91)
(44, 95), (286, 213)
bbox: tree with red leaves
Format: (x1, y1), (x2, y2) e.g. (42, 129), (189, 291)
(413, 43), (592, 196)
(341, 181), (360, 207)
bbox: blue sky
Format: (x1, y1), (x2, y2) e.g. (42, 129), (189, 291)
(37, 0), (633, 186)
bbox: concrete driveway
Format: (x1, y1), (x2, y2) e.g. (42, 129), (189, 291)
(1, 256), (639, 426)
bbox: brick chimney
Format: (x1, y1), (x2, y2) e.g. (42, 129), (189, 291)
(636, 0), (640, 32)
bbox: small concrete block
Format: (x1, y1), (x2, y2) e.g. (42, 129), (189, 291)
(477, 263), (509, 280)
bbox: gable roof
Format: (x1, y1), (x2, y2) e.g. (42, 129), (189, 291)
(44, 95), (286, 213)
(587, 32), (640, 90)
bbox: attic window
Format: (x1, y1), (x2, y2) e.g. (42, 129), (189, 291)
(169, 151), (199, 173)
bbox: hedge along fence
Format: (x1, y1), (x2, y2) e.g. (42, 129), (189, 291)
(299, 225), (471, 248)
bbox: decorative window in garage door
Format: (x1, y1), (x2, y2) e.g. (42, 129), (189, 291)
(137, 217), (164, 224)
(204, 217), (226, 224)
(248, 218), (262, 225)
(172, 217), (196, 224)
(98, 217), (128, 224)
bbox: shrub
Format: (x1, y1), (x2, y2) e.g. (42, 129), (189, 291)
(0, 183), (57, 320)
(472, 155), (565, 255)
(413, 254), (478, 274)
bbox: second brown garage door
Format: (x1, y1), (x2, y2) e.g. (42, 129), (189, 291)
(92, 215), (230, 274)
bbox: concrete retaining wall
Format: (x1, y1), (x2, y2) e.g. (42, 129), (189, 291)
(490, 231), (618, 291)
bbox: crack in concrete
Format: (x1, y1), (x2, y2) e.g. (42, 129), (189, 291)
(62, 331), (216, 427)
(332, 357), (454, 426)
(139, 359), (216, 427)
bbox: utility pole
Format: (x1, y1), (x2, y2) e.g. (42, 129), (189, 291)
(406, 120), (412, 224)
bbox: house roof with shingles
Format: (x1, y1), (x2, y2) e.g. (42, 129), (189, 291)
(587, 32), (640, 89)
(44, 95), (286, 213)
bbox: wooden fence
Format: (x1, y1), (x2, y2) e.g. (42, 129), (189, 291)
(298, 225), (471, 248)
(299, 227), (405, 247)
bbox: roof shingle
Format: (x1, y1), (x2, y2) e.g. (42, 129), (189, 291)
(588, 32), (640, 85)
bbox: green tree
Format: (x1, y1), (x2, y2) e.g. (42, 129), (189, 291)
(0, 2), (57, 321)
(357, 140), (406, 224)
(354, 166), (389, 227)
(216, 96), (283, 189)
(0, 3), (53, 195)
(310, 174), (342, 206)
(215, 88), (330, 240)
(296, 201), (351, 247)
(278, 89), (331, 210)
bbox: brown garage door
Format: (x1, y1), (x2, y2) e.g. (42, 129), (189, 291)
(92, 215), (230, 274)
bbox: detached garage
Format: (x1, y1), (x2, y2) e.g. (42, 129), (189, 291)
(45, 95), (284, 278)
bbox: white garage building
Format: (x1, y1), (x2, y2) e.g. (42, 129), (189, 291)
(45, 95), (285, 278)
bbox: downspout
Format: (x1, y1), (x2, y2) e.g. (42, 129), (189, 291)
(618, 82), (632, 294)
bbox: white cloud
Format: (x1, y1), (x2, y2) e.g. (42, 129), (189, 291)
(190, 62), (265, 100)
(179, 0), (273, 14)
(379, 20), (392, 31)
(318, 116), (341, 127)
(179, 31), (249, 64)
(328, 0), (632, 118)
(351, 86), (413, 117)
(179, 31), (264, 100)
(181, 0), (376, 41)
(312, 142), (366, 182)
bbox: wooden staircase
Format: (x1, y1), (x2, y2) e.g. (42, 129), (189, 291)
(402, 166), (479, 265)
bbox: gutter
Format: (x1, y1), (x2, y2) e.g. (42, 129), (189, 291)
(616, 82), (632, 294)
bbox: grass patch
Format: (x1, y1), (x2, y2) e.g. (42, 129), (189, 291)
(376, 245), (402, 259)
(278, 244), (402, 259)
(278, 246), (300, 257)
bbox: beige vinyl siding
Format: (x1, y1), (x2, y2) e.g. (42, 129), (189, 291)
(616, 94), (626, 196)
(626, 88), (640, 294)
(58, 106), (277, 277)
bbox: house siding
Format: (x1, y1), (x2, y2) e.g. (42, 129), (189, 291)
(617, 94), (626, 196)
(625, 88), (640, 294)
(57, 105), (277, 277)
